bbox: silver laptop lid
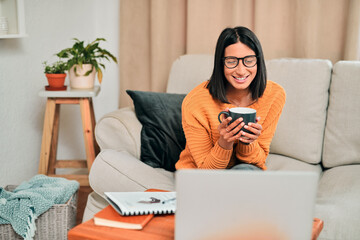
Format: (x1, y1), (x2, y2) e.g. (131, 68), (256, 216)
(175, 170), (319, 240)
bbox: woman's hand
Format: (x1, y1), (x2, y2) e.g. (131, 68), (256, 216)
(217, 108), (245, 149)
(238, 117), (262, 144)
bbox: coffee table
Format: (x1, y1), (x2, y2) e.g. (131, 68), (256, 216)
(68, 214), (174, 240)
(68, 214), (323, 240)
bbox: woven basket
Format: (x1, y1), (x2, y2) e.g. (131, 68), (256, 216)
(0, 185), (78, 240)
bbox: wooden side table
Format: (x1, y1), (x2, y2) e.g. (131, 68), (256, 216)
(38, 86), (101, 186)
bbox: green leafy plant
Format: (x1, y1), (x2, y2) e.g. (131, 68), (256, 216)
(56, 38), (118, 83)
(43, 60), (67, 74)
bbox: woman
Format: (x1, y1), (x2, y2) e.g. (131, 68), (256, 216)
(175, 26), (286, 170)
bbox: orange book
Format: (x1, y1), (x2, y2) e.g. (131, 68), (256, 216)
(94, 205), (154, 230)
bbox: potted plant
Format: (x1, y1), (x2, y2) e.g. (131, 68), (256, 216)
(56, 38), (118, 89)
(43, 60), (68, 90)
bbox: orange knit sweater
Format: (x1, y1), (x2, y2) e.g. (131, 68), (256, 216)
(175, 80), (286, 170)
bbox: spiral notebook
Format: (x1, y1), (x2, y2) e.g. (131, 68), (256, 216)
(104, 191), (176, 216)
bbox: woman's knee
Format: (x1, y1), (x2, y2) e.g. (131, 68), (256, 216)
(230, 163), (262, 171)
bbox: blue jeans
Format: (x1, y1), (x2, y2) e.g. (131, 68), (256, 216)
(230, 163), (262, 171)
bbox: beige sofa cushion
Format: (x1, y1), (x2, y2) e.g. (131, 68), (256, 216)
(322, 61), (360, 168)
(266, 59), (332, 164)
(266, 154), (322, 174)
(315, 165), (360, 239)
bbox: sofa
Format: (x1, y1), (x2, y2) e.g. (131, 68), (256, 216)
(83, 55), (360, 240)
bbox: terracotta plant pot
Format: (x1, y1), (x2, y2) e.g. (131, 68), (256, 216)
(69, 64), (96, 89)
(46, 73), (67, 88)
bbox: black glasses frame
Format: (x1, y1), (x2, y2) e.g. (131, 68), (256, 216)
(223, 55), (258, 69)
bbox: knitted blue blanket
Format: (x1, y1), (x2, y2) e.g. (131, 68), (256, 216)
(0, 175), (79, 240)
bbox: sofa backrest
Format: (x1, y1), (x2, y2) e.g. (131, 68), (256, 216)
(167, 55), (333, 165)
(322, 61), (360, 168)
(267, 59), (332, 164)
(166, 54), (214, 94)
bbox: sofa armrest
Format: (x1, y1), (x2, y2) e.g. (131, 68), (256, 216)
(89, 150), (175, 197)
(95, 106), (142, 159)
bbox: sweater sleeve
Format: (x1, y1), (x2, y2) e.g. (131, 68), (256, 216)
(182, 118), (234, 169)
(235, 86), (285, 169)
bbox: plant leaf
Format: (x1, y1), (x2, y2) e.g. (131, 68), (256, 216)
(74, 66), (79, 76)
(97, 68), (103, 84)
(95, 38), (106, 43)
(84, 69), (93, 76)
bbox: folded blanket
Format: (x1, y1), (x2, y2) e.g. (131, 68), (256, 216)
(0, 174), (79, 240)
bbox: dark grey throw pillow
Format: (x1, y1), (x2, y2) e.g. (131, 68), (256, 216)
(126, 90), (186, 172)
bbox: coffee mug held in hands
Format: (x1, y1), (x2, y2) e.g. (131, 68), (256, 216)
(218, 107), (257, 134)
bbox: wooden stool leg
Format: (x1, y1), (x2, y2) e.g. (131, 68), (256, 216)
(48, 104), (60, 174)
(39, 99), (57, 174)
(79, 98), (97, 171)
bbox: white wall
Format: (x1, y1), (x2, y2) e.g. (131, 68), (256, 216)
(0, 0), (120, 186)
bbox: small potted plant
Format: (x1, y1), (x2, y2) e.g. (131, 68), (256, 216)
(43, 60), (68, 90)
(56, 38), (118, 89)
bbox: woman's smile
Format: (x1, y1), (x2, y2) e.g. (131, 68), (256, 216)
(233, 75), (248, 83)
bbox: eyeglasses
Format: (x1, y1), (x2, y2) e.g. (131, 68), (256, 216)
(223, 55), (258, 69)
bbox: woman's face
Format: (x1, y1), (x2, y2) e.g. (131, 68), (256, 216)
(223, 41), (257, 93)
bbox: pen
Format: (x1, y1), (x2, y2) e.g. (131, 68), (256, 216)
(162, 198), (176, 204)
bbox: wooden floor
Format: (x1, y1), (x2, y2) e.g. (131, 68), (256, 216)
(76, 186), (93, 225)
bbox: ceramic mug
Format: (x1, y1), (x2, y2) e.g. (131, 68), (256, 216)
(218, 107), (257, 135)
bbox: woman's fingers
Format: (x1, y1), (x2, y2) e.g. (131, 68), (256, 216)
(219, 117), (245, 141)
(225, 118), (243, 133)
(219, 115), (264, 145)
(239, 122), (263, 144)
(244, 122), (262, 135)
(218, 117), (232, 136)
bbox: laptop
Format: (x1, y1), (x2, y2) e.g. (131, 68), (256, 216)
(175, 170), (319, 240)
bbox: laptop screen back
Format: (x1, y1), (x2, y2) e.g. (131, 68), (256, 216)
(175, 170), (318, 240)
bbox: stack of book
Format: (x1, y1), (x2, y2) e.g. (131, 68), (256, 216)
(94, 191), (176, 230)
